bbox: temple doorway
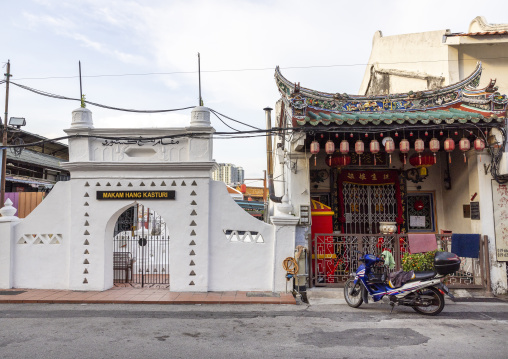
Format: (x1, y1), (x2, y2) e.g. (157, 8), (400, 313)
(338, 169), (403, 234)
(113, 204), (170, 288)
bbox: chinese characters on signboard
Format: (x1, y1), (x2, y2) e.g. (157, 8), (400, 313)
(493, 181), (508, 261)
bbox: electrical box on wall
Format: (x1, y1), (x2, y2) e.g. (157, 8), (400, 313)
(300, 205), (310, 225)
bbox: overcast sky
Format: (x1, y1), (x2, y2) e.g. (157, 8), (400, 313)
(2, 0), (508, 184)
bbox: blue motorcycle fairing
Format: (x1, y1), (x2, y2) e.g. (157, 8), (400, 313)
(353, 255), (402, 302)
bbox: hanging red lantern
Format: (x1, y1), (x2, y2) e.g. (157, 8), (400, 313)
(370, 139), (380, 165)
(310, 140), (320, 166)
(340, 139), (349, 156)
(444, 137), (455, 164)
(415, 138), (425, 165)
(325, 140), (335, 156)
(400, 139), (410, 165)
(355, 140), (365, 166)
(459, 137), (470, 163)
(409, 152), (434, 176)
(326, 153), (351, 167)
(474, 138), (485, 162)
(429, 137), (440, 164)
(384, 138), (395, 164)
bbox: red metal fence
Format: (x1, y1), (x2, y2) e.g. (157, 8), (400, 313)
(311, 233), (490, 289)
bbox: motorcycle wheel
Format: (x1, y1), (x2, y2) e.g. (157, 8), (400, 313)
(344, 278), (363, 308)
(412, 286), (445, 316)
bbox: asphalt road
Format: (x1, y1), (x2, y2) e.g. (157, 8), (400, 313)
(0, 300), (507, 359)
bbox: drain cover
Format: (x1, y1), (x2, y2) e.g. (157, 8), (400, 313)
(0, 291), (26, 296)
(246, 292), (280, 297)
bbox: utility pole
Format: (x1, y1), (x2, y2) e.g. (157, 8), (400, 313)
(263, 170), (267, 202)
(0, 60), (11, 207)
(198, 53), (203, 106)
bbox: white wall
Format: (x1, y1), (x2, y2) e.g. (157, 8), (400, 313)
(0, 107), (297, 293)
(208, 181), (275, 291)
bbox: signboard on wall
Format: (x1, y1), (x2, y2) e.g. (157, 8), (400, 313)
(96, 191), (175, 200)
(492, 181), (508, 261)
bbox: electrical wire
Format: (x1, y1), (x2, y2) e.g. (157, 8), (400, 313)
(210, 109), (261, 130)
(210, 110), (239, 132)
(9, 56), (508, 81)
(7, 81), (262, 132)
(9, 81), (194, 113)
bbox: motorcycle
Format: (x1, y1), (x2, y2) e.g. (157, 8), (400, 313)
(344, 251), (461, 316)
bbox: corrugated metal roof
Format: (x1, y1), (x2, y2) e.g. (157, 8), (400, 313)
(7, 148), (67, 170)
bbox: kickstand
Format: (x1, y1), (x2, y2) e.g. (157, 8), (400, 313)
(389, 302), (395, 314)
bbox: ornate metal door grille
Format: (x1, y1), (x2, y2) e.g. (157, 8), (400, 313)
(342, 183), (397, 234)
(113, 205), (169, 287)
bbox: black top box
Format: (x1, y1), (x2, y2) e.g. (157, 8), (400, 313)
(434, 251), (461, 275)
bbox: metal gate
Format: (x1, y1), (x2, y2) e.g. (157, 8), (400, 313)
(113, 204), (170, 287)
(311, 233), (490, 289)
(342, 182), (397, 234)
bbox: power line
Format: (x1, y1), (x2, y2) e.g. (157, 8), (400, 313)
(9, 81), (194, 113)
(6, 81), (262, 130)
(9, 56), (508, 81)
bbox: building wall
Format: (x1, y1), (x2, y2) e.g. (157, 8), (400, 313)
(212, 163), (244, 186)
(357, 17), (508, 293)
(359, 30), (450, 95)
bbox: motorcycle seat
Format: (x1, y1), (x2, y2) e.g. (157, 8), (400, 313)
(407, 271), (436, 282)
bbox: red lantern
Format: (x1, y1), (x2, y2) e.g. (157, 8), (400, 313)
(240, 184), (247, 193)
(355, 140), (365, 166)
(370, 139), (380, 165)
(400, 139), (410, 165)
(326, 153), (351, 168)
(459, 137), (470, 163)
(310, 140), (320, 166)
(444, 138), (455, 164)
(384, 138), (395, 164)
(340, 139), (349, 156)
(325, 140), (335, 155)
(409, 152), (434, 176)
(474, 138), (485, 162)
(429, 137), (440, 164)
(415, 138), (425, 165)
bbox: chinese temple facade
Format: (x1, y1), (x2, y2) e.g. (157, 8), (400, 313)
(271, 62), (508, 294)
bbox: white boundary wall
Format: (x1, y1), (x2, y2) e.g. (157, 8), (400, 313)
(0, 107), (296, 292)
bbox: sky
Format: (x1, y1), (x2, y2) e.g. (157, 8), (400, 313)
(2, 0), (508, 186)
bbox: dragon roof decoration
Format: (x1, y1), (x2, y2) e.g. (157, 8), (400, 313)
(275, 62), (508, 127)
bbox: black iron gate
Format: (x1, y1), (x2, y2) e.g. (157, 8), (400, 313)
(113, 204), (170, 287)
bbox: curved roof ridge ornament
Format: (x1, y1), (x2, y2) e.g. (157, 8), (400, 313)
(275, 62), (483, 102)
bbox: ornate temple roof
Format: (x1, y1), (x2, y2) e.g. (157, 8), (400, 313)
(275, 63), (508, 128)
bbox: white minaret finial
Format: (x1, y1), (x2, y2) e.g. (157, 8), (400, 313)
(0, 198), (17, 217)
(190, 106), (211, 127)
(71, 107), (94, 129)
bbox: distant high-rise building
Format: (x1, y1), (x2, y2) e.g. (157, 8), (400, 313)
(212, 163), (244, 186)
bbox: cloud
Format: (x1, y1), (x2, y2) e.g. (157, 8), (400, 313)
(21, 9), (147, 65)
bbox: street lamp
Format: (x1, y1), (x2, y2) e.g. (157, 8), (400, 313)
(9, 117), (26, 129)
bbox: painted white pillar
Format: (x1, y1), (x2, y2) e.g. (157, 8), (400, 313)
(468, 151), (507, 294)
(271, 196), (299, 291)
(0, 199), (20, 289)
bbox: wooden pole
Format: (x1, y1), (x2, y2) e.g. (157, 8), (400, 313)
(1, 60), (11, 207)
